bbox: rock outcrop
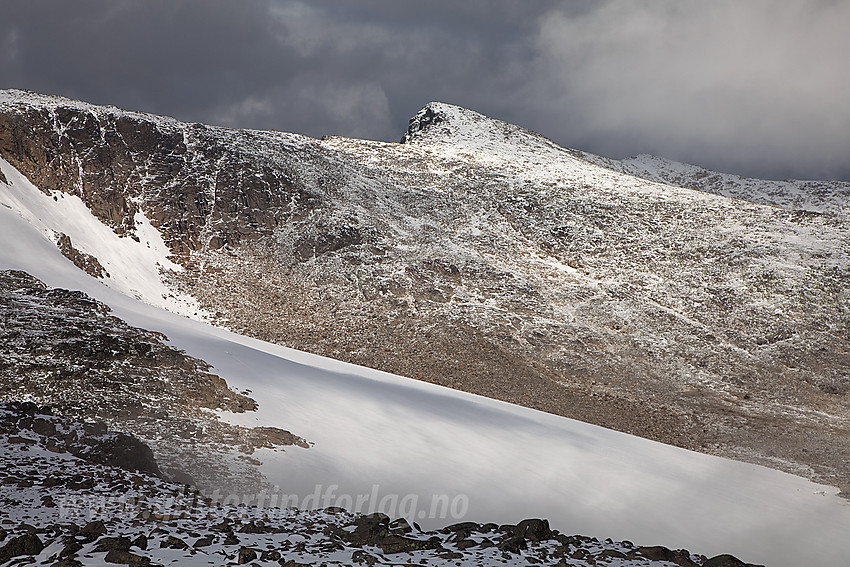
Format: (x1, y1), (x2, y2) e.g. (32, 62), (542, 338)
(0, 269), (308, 494)
(0, 90), (312, 259)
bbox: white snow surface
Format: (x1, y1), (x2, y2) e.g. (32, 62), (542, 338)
(0, 156), (206, 319)
(3, 154), (850, 566)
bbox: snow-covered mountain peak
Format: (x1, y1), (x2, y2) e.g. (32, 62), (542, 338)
(400, 101), (565, 154)
(400, 102), (487, 143)
(3, 90), (850, 566)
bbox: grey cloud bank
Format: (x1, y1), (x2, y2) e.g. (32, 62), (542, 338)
(1, 0), (847, 181)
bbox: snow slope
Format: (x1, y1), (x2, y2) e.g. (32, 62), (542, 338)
(3, 150), (850, 567)
(0, 156), (206, 318)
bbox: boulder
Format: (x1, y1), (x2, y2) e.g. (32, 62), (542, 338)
(0, 533), (45, 562)
(513, 518), (552, 542)
(237, 546), (258, 564)
(703, 554), (758, 567)
(629, 546), (698, 567)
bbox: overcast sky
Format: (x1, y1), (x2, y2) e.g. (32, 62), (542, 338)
(3, 0), (849, 181)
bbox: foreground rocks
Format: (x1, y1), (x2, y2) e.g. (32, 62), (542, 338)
(0, 400), (160, 476)
(0, 409), (763, 566)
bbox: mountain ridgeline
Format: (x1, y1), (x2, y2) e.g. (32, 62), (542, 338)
(1, 90), (849, 495)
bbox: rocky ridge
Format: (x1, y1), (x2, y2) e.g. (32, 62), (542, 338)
(0, 270), (308, 495)
(1, 91), (848, 495)
(0, 89), (315, 258)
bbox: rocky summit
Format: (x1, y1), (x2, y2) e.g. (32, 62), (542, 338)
(1, 89), (848, 497)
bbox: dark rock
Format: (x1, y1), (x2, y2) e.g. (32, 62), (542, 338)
(344, 513), (390, 546)
(629, 546), (699, 567)
(377, 535), (441, 555)
(477, 537), (496, 549)
(104, 548), (150, 565)
(260, 549), (281, 561)
(80, 520), (108, 539)
(131, 534), (147, 550)
(498, 535), (527, 554)
(236, 546), (258, 564)
(55, 233), (109, 279)
(401, 105), (446, 143)
(351, 550), (380, 566)
(442, 521), (480, 540)
(193, 535), (214, 547)
(32, 417), (57, 436)
(159, 535), (187, 550)
(388, 517), (413, 534)
(341, 513), (439, 555)
(239, 520), (270, 534)
(81, 432), (161, 476)
(60, 536), (83, 558)
(209, 520), (232, 533)
(66, 476), (95, 490)
(703, 554), (756, 567)
(0, 533), (45, 562)
(513, 518), (552, 542)
(94, 536), (131, 552)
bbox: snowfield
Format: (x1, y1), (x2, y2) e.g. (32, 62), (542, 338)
(3, 150), (850, 566)
(0, 156), (206, 319)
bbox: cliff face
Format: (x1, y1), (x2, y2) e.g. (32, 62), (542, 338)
(0, 91), (312, 258)
(2, 91), (849, 495)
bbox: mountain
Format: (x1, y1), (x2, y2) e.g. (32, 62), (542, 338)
(579, 151), (850, 214)
(4, 90), (847, 491)
(1, 90), (850, 565)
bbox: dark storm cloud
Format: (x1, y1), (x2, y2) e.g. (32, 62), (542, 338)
(531, 0), (850, 180)
(1, 1), (847, 180)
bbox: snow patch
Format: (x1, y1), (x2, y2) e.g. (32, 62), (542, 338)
(0, 156), (206, 319)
